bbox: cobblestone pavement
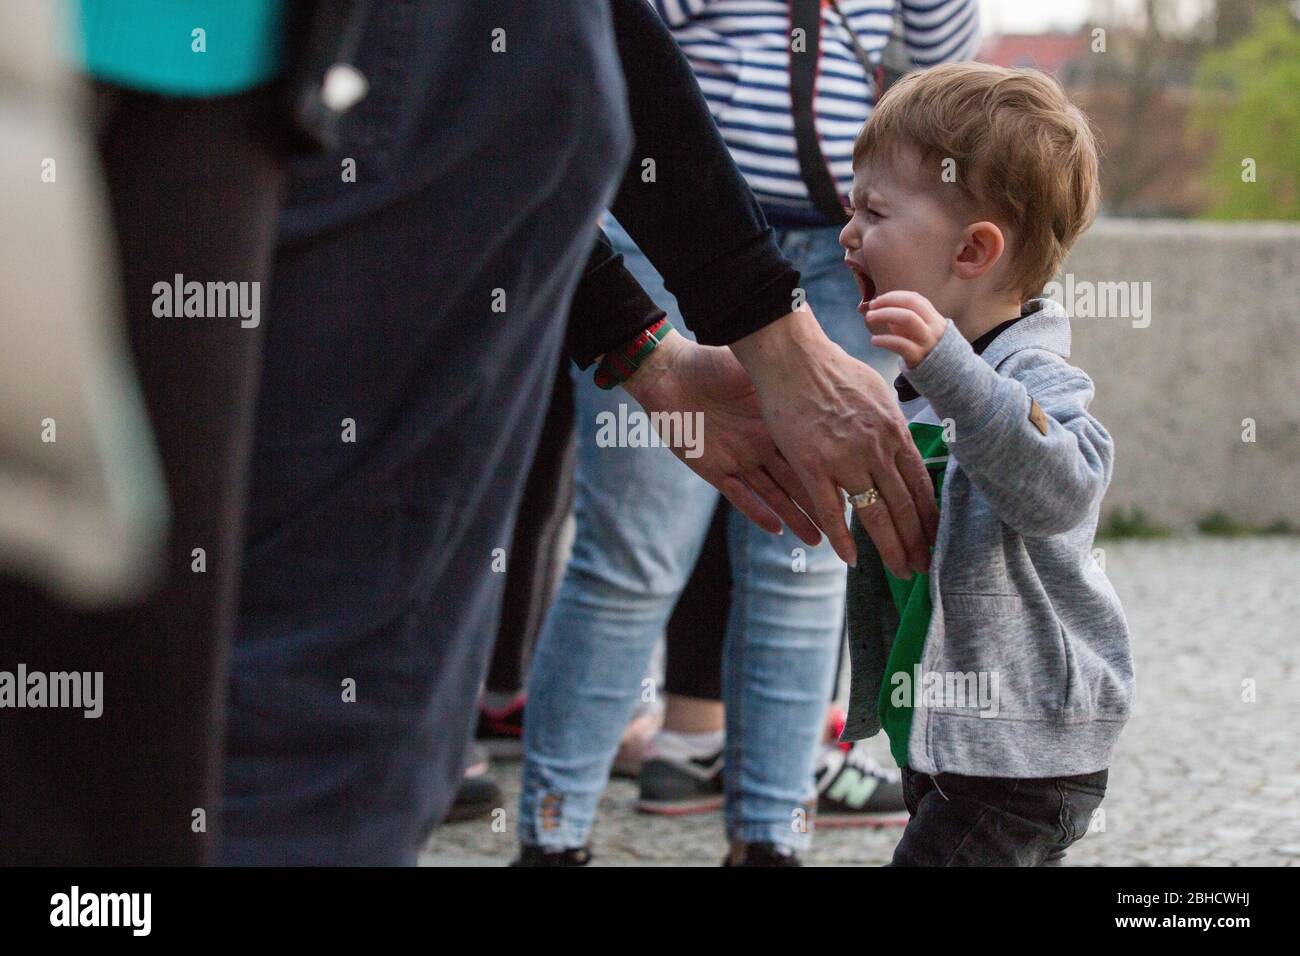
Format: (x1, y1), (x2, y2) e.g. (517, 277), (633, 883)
(421, 538), (1300, 866)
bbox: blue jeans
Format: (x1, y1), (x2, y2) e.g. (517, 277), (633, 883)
(519, 218), (895, 851)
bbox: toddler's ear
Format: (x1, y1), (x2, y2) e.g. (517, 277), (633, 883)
(952, 221), (1005, 281)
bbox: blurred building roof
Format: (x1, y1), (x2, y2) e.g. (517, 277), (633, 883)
(978, 33), (1090, 75)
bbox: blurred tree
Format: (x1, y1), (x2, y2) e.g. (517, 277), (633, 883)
(1190, 6), (1300, 219)
(1083, 0), (1211, 215)
(1209, 0), (1293, 47)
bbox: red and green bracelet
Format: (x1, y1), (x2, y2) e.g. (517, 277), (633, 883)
(593, 316), (673, 390)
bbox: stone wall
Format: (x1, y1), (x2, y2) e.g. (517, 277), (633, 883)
(1055, 219), (1300, 529)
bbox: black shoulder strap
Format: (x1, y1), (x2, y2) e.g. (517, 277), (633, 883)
(828, 0), (912, 99)
(789, 0), (849, 224)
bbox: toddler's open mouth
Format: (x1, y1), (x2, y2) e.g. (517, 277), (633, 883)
(846, 261), (876, 312)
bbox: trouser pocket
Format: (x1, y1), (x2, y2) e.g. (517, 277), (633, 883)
(1057, 769), (1109, 845)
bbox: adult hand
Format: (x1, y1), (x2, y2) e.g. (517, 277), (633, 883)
(728, 309), (939, 576)
(621, 330), (823, 545)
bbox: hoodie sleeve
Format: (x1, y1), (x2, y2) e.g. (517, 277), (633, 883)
(904, 321), (1113, 537)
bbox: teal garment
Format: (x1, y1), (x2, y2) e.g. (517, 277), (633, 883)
(75, 0), (287, 96)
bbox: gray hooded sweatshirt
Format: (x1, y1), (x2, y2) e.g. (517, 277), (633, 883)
(841, 298), (1135, 778)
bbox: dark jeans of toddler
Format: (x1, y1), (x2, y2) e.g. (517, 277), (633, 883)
(890, 768), (1108, 866)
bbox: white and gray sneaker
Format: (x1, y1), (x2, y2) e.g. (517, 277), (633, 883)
(814, 741), (909, 827)
(636, 731), (725, 816)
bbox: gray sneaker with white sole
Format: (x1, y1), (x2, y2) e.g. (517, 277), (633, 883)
(637, 749), (725, 816)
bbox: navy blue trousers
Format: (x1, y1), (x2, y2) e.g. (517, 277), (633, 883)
(217, 2), (631, 864)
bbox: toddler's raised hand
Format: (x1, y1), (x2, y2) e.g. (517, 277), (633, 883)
(865, 291), (948, 369)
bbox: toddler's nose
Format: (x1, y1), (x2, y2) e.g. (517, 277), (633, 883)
(838, 220), (856, 251)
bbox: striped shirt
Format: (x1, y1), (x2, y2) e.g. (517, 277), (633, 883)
(650, 0), (981, 224)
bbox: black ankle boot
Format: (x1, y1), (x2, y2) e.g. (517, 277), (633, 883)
(511, 845), (592, 867)
(722, 842), (802, 866)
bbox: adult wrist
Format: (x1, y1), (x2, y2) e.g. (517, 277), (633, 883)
(594, 316), (674, 390)
(729, 308), (832, 389)
(618, 327), (686, 406)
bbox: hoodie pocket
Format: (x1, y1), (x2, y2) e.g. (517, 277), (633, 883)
(938, 592), (1068, 719)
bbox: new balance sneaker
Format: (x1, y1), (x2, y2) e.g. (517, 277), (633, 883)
(637, 734), (725, 815)
(814, 741), (909, 827)
(476, 692), (525, 758)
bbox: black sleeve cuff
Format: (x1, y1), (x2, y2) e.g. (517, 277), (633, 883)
(675, 233), (801, 347)
(566, 228), (667, 369)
